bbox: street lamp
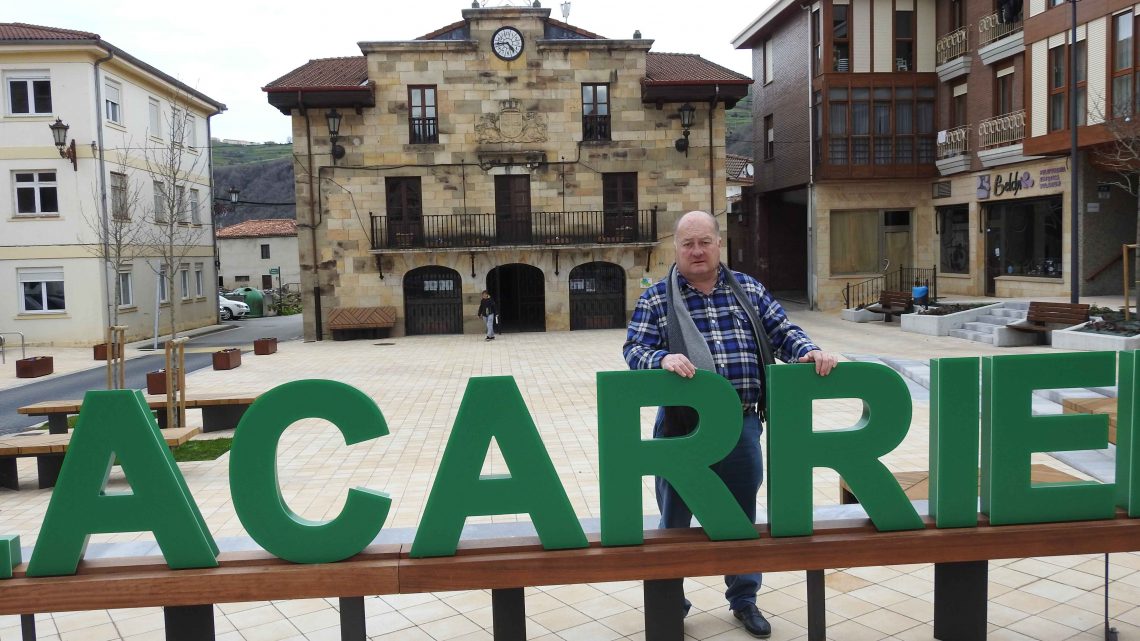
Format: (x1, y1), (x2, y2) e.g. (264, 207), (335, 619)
(675, 103), (696, 156)
(48, 118), (77, 171)
(326, 109), (345, 163)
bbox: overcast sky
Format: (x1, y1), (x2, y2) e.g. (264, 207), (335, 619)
(12, 0), (768, 143)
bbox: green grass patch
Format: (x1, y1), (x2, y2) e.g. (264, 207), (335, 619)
(172, 438), (233, 462)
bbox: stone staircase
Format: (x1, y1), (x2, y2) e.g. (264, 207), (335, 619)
(947, 302), (1029, 345)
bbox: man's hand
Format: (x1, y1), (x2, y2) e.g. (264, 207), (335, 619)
(798, 350), (838, 376)
(661, 353), (697, 378)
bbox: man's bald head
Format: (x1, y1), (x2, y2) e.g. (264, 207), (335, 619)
(673, 211), (719, 243)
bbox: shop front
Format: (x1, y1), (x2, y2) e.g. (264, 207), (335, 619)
(933, 159), (1072, 300)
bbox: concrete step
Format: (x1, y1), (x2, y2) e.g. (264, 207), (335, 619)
(963, 322), (997, 334)
(991, 308), (1028, 319)
(949, 329), (995, 344)
(974, 314), (1016, 326)
(1003, 301), (1031, 311)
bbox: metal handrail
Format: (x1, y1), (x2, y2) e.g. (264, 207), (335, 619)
(937, 125), (971, 160)
(843, 266), (938, 310)
(0, 332), (26, 364)
(978, 110), (1026, 150)
(370, 208), (659, 250)
(978, 12), (1022, 48)
(936, 26), (970, 65)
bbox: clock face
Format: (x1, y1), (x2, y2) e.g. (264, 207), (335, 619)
(492, 26), (523, 61)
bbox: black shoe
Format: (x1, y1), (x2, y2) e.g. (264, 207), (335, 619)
(485, 336), (493, 341)
(733, 605), (771, 638)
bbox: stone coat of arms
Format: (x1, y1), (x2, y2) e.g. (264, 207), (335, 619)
(476, 99), (547, 144)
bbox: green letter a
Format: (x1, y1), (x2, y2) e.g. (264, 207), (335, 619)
(27, 390), (217, 576)
(410, 376), (587, 557)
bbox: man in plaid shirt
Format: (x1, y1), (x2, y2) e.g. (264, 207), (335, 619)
(623, 211), (837, 638)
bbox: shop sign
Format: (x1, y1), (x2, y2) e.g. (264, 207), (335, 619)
(977, 165), (1066, 200)
(5, 352), (1139, 578)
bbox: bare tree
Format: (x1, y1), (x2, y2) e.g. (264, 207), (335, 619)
(1090, 101), (1140, 296)
(136, 93), (211, 340)
(80, 149), (149, 328)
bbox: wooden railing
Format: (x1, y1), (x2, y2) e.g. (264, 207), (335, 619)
(978, 12), (1022, 48)
(978, 110), (1026, 150)
(937, 126), (971, 160)
(370, 208), (658, 250)
(936, 26), (970, 65)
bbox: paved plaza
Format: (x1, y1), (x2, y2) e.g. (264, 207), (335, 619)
(2, 300), (1140, 641)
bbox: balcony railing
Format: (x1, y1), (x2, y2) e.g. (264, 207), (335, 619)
(978, 110), (1026, 150)
(978, 12), (1021, 48)
(370, 208), (658, 250)
(936, 26), (970, 66)
(410, 117), (438, 144)
(936, 125), (971, 160)
(582, 115), (611, 141)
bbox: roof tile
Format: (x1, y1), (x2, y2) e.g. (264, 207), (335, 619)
(263, 57), (367, 91)
(645, 52), (751, 85)
(0, 23), (98, 41)
(217, 219), (297, 238)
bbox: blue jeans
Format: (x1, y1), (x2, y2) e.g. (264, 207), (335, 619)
(654, 407), (763, 611)
(483, 315), (495, 337)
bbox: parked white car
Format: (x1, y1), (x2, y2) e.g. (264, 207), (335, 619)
(219, 296), (250, 321)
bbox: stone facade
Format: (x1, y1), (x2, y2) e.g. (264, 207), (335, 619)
(272, 7), (745, 339)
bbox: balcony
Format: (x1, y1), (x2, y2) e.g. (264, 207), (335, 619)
(977, 13), (1024, 66)
(935, 26), (971, 82)
(977, 110), (1039, 168)
(935, 125), (972, 175)
(369, 208), (659, 251)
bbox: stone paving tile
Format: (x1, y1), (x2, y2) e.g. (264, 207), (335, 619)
(5, 305), (1140, 640)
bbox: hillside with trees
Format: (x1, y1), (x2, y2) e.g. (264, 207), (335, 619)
(211, 141), (296, 225)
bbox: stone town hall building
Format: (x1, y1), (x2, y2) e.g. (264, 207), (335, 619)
(263, 5), (749, 339)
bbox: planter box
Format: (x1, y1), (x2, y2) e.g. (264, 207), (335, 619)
(1051, 324), (1140, 351)
(840, 308), (887, 323)
(901, 303), (1003, 336)
(253, 337), (277, 355)
(147, 370), (168, 395)
(93, 343), (121, 361)
(15, 356), (53, 378)
(212, 349), (242, 371)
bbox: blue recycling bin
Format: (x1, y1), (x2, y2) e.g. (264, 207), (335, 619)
(912, 285), (929, 307)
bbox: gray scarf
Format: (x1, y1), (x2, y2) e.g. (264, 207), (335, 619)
(665, 262), (775, 382)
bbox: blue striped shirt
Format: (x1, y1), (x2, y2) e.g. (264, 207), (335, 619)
(623, 266), (819, 405)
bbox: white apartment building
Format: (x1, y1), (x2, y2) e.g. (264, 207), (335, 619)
(1, 23), (225, 346)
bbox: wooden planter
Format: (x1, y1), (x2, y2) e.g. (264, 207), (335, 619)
(15, 356), (53, 378)
(212, 349), (242, 371)
(253, 337), (277, 355)
(146, 370), (168, 395)
(93, 343), (121, 361)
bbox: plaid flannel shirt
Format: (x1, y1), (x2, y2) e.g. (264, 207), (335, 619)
(622, 266), (819, 406)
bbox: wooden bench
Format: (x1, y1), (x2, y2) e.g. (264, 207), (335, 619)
(18, 393), (257, 435)
(0, 427), (199, 490)
(864, 290), (912, 322)
(327, 306), (397, 340)
(1063, 396), (1118, 444)
(1007, 301), (1090, 334)
(2, 510), (1138, 641)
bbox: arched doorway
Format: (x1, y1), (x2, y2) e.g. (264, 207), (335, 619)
(403, 266), (462, 335)
(487, 264), (545, 332)
(568, 262), (626, 330)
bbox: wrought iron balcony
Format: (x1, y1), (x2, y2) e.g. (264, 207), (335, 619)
(936, 125), (971, 160)
(370, 208), (659, 250)
(978, 110), (1025, 150)
(936, 26), (970, 66)
(978, 12), (1022, 49)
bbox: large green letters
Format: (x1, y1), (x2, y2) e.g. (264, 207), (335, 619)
(929, 357), (981, 527)
(597, 369), (757, 546)
(767, 362), (923, 537)
(1117, 351), (1140, 516)
(27, 391), (217, 576)
(230, 379), (391, 564)
(982, 352), (1115, 524)
(1, 535), (19, 579)
(410, 376), (587, 557)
